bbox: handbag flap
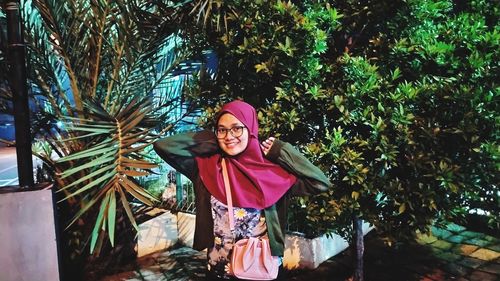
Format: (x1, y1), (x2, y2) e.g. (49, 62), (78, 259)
(242, 237), (258, 271)
(260, 238), (274, 272)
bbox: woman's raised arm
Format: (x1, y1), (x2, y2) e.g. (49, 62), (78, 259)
(153, 130), (219, 181)
(264, 138), (332, 196)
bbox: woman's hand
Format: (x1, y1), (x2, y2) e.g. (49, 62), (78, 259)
(260, 137), (275, 155)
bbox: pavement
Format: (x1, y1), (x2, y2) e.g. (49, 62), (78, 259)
(0, 146), (19, 187)
(99, 221), (499, 281)
(0, 145), (43, 187)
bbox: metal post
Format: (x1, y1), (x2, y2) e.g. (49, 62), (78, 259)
(353, 216), (364, 281)
(5, 0), (34, 187)
(175, 172), (183, 204)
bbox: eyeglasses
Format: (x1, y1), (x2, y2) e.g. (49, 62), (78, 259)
(215, 126), (246, 139)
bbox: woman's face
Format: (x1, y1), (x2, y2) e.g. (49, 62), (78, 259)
(216, 113), (249, 156)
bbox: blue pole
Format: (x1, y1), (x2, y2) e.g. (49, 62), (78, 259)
(175, 172), (182, 204)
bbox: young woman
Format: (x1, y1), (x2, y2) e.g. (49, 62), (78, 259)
(154, 100), (331, 280)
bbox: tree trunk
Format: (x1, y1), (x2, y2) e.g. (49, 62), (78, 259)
(353, 216), (364, 281)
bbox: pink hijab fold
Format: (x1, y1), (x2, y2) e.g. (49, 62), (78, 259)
(195, 100), (297, 209)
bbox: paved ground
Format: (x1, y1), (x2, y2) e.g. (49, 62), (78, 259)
(99, 222), (499, 281)
(0, 147), (19, 187)
(0, 145), (43, 187)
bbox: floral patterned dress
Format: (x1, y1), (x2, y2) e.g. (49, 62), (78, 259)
(207, 196), (268, 279)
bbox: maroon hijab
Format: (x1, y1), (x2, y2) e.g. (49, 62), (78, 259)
(195, 100), (297, 209)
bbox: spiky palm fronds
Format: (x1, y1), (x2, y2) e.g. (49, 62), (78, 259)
(56, 98), (158, 253)
(21, 0), (197, 255)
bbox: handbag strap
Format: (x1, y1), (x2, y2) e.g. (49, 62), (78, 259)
(221, 158), (235, 232)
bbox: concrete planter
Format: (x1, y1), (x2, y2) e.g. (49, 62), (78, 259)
(137, 210), (178, 257)
(137, 211), (196, 257)
(176, 212), (196, 248)
(284, 221), (373, 270)
(0, 187), (60, 281)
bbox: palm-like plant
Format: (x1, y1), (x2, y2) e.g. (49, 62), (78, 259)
(57, 98), (159, 253)
(187, 0), (238, 33)
(21, 0), (196, 262)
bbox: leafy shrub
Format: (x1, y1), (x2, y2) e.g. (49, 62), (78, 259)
(183, 0), (498, 240)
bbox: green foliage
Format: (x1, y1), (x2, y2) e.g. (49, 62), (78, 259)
(183, 0), (341, 111)
(57, 98), (160, 253)
(183, 0), (499, 241)
(385, 0), (499, 232)
(5, 0), (195, 263)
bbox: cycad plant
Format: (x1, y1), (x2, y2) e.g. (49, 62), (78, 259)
(57, 97), (158, 253)
(17, 0), (196, 276)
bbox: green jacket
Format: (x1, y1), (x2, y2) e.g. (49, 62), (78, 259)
(153, 130), (331, 256)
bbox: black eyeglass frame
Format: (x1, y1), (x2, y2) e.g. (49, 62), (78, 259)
(215, 125), (246, 139)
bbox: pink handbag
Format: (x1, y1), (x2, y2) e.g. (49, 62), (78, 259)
(221, 159), (280, 280)
(231, 237), (279, 280)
